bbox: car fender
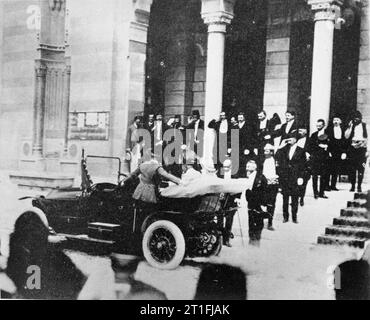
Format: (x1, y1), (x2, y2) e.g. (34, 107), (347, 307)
(140, 211), (185, 234)
(18, 206), (49, 229)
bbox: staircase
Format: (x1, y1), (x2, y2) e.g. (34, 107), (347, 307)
(318, 192), (370, 249)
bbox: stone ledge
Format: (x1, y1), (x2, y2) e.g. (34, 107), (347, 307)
(9, 171), (75, 191)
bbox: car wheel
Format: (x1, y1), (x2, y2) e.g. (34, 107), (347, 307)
(212, 235), (223, 257)
(142, 220), (185, 270)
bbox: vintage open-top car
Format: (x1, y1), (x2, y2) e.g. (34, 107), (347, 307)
(21, 151), (244, 270)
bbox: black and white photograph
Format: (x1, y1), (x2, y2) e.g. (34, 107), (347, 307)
(0, 0), (370, 304)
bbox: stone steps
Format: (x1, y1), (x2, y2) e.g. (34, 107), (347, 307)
(340, 208), (369, 219)
(325, 225), (370, 239)
(333, 216), (370, 229)
(317, 235), (367, 249)
(347, 199), (368, 208)
(354, 192), (369, 200)
(317, 191), (370, 248)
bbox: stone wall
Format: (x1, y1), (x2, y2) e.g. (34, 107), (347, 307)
(357, 0), (370, 183)
(357, 0), (370, 124)
(0, 0), (39, 170)
(263, 0), (292, 121)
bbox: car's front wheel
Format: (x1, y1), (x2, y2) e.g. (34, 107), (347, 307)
(142, 220), (185, 270)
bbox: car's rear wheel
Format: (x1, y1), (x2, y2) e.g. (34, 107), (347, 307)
(142, 220), (185, 270)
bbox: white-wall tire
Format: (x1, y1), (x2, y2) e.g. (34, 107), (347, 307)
(142, 220), (185, 270)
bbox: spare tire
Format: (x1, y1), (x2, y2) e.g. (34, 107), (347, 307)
(142, 220), (186, 270)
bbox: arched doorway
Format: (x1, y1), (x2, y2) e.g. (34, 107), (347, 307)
(145, 0), (203, 119)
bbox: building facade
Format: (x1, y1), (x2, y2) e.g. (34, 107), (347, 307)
(0, 0), (369, 184)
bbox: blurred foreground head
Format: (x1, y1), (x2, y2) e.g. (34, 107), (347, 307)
(194, 264), (247, 300)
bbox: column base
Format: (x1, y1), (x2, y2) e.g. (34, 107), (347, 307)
(19, 157), (46, 172)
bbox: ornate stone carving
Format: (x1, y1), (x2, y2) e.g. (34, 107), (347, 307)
(35, 63), (47, 78)
(201, 0), (235, 32)
(39, 43), (66, 52)
(202, 12), (234, 26)
(308, 0), (343, 21)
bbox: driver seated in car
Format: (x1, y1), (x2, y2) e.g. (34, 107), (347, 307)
(126, 150), (183, 207)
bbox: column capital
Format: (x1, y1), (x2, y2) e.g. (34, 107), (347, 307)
(201, 0), (236, 32)
(202, 12), (234, 32)
(35, 61), (47, 78)
(308, 0), (343, 21)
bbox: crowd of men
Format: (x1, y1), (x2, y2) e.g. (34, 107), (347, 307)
(126, 108), (369, 246)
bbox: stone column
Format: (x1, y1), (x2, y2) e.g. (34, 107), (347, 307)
(308, 0), (342, 133)
(63, 65), (71, 155)
(31, 0), (67, 158)
(201, 0), (235, 166)
(32, 61), (47, 157)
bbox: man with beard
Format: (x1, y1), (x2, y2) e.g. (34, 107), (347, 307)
(208, 111), (232, 174)
(327, 115), (348, 191)
(236, 112), (257, 177)
(345, 111), (368, 192)
(276, 132), (306, 223)
(308, 119), (330, 199)
(260, 144), (279, 231)
(272, 110), (299, 145)
(245, 160), (268, 246)
(185, 110), (204, 159)
(256, 110), (276, 155)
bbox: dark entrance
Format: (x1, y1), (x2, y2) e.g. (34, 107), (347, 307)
(288, 21), (314, 127)
(145, 0), (171, 117)
(331, 17), (361, 123)
(223, 0), (268, 120)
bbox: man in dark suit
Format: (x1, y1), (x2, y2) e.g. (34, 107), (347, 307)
(307, 119), (330, 199)
(327, 115), (348, 191)
(275, 132), (306, 223)
(256, 110), (276, 154)
(208, 111), (232, 173)
(185, 110), (204, 159)
(272, 110), (299, 144)
(144, 113), (155, 151)
(126, 116), (143, 172)
(165, 115), (185, 178)
(260, 143), (279, 231)
(245, 160), (268, 246)
(345, 111), (368, 192)
(153, 113), (169, 162)
(236, 112), (258, 177)
(297, 125), (311, 206)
